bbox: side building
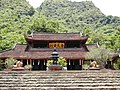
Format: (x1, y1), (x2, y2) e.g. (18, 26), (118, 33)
(0, 33), (103, 70)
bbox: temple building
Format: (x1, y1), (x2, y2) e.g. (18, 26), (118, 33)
(0, 33), (118, 70)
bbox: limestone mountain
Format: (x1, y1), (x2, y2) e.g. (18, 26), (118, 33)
(38, 0), (120, 32)
(36, 0), (120, 50)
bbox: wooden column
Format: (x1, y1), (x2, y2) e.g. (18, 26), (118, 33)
(30, 59), (32, 71)
(79, 59), (81, 65)
(44, 60), (46, 65)
(27, 59), (28, 65)
(81, 59), (83, 70)
(38, 60), (40, 65)
(68, 60), (70, 65)
(33, 60), (34, 65)
(21, 59), (23, 67)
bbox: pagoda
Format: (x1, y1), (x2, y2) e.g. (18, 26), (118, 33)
(0, 33), (100, 70)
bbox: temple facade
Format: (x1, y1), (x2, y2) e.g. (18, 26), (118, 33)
(0, 33), (116, 70)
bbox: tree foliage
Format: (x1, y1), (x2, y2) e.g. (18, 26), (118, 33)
(113, 58), (120, 70)
(30, 15), (67, 33)
(38, 0), (120, 51)
(85, 47), (112, 68)
(0, 0), (35, 50)
(0, 0), (120, 52)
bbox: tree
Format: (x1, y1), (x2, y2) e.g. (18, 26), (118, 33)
(30, 15), (67, 33)
(85, 47), (112, 68)
(0, 0), (33, 51)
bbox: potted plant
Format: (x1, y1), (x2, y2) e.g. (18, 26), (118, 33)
(57, 57), (67, 70)
(47, 60), (53, 67)
(47, 57), (67, 70)
(24, 64), (32, 71)
(82, 64), (89, 70)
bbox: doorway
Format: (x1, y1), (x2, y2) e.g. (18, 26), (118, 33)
(32, 60), (47, 70)
(67, 60), (82, 70)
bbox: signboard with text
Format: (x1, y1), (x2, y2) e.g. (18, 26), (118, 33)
(49, 42), (64, 48)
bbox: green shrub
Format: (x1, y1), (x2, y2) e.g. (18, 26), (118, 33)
(113, 58), (120, 70)
(57, 57), (67, 67)
(24, 64), (32, 70)
(82, 64), (89, 70)
(0, 60), (5, 71)
(5, 58), (17, 69)
(47, 57), (67, 67)
(47, 60), (53, 66)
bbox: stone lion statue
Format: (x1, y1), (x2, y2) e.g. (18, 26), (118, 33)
(13, 61), (23, 68)
(90, 61), (99, 68)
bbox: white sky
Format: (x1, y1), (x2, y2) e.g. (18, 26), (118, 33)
(26, 0), (120, 17)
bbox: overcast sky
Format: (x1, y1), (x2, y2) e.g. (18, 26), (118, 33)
(26, 0), (120, 17)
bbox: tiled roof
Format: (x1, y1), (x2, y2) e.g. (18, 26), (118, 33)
(0, 44), (119, 59)
(0, 44), (119, 60)
(0, 44), (86, 60)
(25, 33), (88, 42)
(0, 44), (28, 59)
(86, 44), (98, 51)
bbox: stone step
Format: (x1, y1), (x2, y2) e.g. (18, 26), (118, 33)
(0, 74), (120, 77)
(0, 70), (119, 74)
(0, 83), (120, 87)
(0, 71), (119, 74)
(0, 73), (119, 75)
(0, 73), (119, 76)
(0, 73), (118, 75)
(1, 79), (115, 82)
(0, 81), (119, 84)
(0, 76), (119, 79)
(1, 86), (120, 90)
(1, 76), (119, 79)
(0, 78), (120, 82)
(2, 74), (117, 76)
(0, 70), (120, 90)
(0, 80), (119, 84)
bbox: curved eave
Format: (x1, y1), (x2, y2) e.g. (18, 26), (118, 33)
(0, 50), (86, 60)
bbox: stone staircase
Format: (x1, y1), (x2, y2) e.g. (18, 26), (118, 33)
(0, 70), (120, 90)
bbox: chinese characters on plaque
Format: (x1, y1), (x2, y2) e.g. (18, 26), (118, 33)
(49, 42), (64, 48)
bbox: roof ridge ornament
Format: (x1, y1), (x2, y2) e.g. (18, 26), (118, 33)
(12, 43), (17, 50)
(79, 31), (83, 37)
(97, 42), (100, 47)
(31, 30), (34, 37)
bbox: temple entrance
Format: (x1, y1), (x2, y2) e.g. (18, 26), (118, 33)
(23, 59), (83, 70)
(32, 60), (46, 70)
(67, 60), (82, 70)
